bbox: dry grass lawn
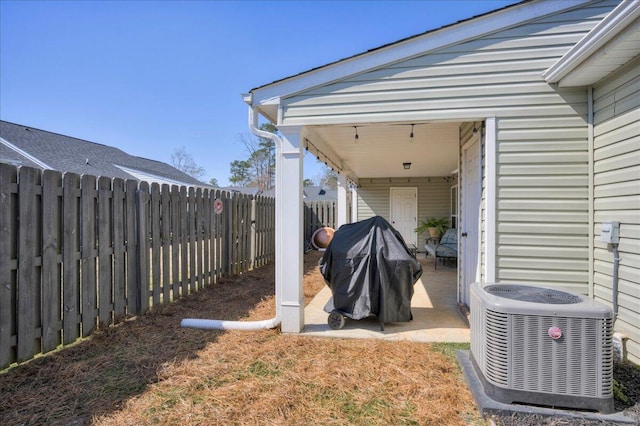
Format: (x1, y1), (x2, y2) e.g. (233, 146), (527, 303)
(0, 251), (478, 425)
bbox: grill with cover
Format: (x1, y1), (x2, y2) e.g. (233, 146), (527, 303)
(319, 216), (423, 330)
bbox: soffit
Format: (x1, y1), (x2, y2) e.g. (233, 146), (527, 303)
(306, 121), (461, 179)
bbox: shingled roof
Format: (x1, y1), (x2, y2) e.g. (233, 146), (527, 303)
(0, 120), (205, 187)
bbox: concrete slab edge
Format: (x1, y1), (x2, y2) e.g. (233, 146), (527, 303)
(456, 350), (637, 425)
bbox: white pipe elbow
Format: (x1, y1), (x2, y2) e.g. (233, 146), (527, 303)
(180, 317), (280, 331)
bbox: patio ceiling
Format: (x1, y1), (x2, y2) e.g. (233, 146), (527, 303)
(305, 121), (462, 180)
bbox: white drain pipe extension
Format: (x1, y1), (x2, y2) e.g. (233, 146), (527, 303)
(181, 317), (280, 330)
(181, 97), (282, 331)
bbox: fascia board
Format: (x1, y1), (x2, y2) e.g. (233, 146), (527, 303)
(543, 0), (640, 84)
(250, 0), (590, 106)
(0, 136), (53, 169)
(114, 164), (196, 187)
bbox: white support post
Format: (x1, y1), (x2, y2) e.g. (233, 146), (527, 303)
(351, 186), (358, 223)
(276, 125), (304, 333)
(484, 117), (496, 283)
(336, 174), (348, 229)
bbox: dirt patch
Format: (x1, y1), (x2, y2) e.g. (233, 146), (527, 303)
(0, 251), (477, 425)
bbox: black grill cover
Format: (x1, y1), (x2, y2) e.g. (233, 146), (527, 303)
(319, 216), (423, 323)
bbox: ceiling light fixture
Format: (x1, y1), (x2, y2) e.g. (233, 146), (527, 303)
(409, 124), (415, 142)
(403, 162), (411, 170)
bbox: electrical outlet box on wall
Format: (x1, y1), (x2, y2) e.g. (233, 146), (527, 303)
(600, 221), (620, 244)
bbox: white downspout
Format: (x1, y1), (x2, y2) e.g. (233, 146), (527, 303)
(181, 96), (281, 331)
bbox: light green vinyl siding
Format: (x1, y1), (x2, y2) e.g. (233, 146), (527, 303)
(281, 2), (615, 125)
(593, 58), (640, 364)
(283, 1), (617, 295)
(357, 177), (452, 248)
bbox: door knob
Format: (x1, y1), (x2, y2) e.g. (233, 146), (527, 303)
(461, 232), (468, 237)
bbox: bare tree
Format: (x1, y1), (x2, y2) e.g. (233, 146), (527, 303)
(319, 168), (338, 189)
(171, 146), (206, 180)
(235, 123), (276, 190)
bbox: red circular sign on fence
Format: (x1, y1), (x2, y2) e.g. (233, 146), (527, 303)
(214, 198), (223, 215)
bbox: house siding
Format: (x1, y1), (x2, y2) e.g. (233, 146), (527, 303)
(283, 0), (617, 294)
(281, 2), (615, 125)
(592, 58), (640, 364)
(356, 177), (451, 248)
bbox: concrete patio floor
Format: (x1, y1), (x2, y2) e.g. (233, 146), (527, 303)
(302, 254), (470, 342)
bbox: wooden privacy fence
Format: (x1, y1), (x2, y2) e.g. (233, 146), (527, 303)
(0, 164), (276, 369)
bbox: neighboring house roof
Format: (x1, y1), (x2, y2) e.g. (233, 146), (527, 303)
(303, 186), (336, 202)
(220, 185), (336, 201)
(543, 0), (640, 86)
(220, 186), (264, 196)
(0, 120), (205, 187)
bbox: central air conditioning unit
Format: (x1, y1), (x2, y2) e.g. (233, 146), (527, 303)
(470, 282), (614, 413)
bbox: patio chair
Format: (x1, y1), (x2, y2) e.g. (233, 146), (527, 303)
(424, 228), (457, 270)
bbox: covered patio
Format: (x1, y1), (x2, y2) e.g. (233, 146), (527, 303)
(302, 254), (470, 343)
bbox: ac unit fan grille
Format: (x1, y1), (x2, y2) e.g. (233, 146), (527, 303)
(484, 309), (509, 386)
(485, 284), (581, 304)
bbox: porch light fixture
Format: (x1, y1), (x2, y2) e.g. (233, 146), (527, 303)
(472, 122), (478, 134)
(403, 162), (411, 170)
(354, 126), (359, 143)
(409, 124), (414, 142)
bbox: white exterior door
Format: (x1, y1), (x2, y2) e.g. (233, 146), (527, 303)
(390, 187), (417, 247)
(461, 138), (481, 306)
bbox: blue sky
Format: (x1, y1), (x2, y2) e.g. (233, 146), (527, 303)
(1, 0), (519, 186)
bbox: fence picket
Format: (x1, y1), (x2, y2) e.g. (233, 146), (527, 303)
(150, 183), (161, 306)
(161, 184), (171, 303)
(170, 185), (180, 298)
(202, 188), (211, 286)
(81, 174), (97, 337)
(17, 167), (40, 362)
(188, 187), (196, 292)
(125, 179), (138, 316)
(41, 170), (63, 353)
(112, 178), (126, 319)
(179, 186), (188, 295)
(196, 187), (204, 288)
(0, 164), (18, 366)
(98, 176), (113, 327)
(138, 181), (150, 314)
(213, 190), (223, 281)
(62, 173), (81, 344)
